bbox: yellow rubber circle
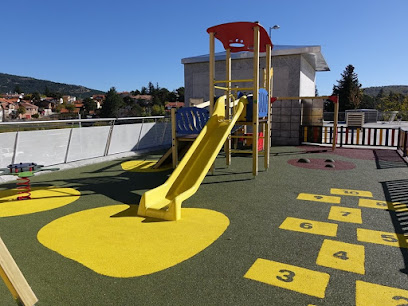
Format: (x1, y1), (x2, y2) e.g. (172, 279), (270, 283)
(38, 205), (229, 278)
(0, 187), (80, 217)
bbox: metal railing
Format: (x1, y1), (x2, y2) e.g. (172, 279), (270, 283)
(0, 116), (171, 169)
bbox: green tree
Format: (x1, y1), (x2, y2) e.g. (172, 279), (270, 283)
(330, 65), (362, 112)
(44, 86), (51, 97)
(17, 105), (26, 116)
(83, 97), (97, 114)
(31, 92), (41, 104)
(14, 85), (22, 94)
(151, 104), (165, 116)
(65, 103), (76, 113)
(101, 87), (124, 118)
(176, 87), (184, 102)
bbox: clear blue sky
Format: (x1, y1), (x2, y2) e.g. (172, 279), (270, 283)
(2, 0), (407, 96)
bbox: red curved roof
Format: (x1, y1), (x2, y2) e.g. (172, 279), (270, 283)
(207, 22), (273, 53)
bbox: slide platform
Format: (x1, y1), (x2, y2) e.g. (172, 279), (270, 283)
(137, 95), (246, 221)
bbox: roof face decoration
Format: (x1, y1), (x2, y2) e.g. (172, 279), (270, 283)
(207, 22), (273, 53)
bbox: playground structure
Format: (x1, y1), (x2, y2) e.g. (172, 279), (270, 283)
(138, 22), (273, 221)
(208, 21), (272, 176)
(153, 107), (209, 169)
(0, 163), (59, 200)
(0, 236), (38, 306)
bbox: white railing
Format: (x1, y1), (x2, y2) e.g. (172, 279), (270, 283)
(0, 116), (171, 169)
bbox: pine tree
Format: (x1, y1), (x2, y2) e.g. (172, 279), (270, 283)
(100, 87), (124, 118)
(332, 65), (363, 112)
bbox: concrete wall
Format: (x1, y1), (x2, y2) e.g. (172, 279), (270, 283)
(183, 52), (322, 146)
(299, 55), (317, 97)
(184, 54), (306, 104)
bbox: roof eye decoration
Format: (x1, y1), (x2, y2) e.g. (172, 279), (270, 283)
(229, 38), (245, 48)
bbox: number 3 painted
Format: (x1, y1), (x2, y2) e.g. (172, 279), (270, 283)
(276, 269), (295, 282)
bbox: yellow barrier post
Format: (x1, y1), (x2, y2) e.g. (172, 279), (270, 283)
(265, 43), (272, 170)
(225, 48), (232, 165)
(332, 95), (339, 151)
(209, 32), (215, 115)
(252, 25), (260, 176)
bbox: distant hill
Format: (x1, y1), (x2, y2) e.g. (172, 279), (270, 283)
(363, 85), (408, 97)
(0, 73), (105, 99)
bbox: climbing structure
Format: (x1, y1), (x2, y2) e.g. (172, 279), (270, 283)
(207, 21), (273, 176)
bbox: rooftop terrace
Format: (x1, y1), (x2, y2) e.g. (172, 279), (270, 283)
(1, 142), (408, 305)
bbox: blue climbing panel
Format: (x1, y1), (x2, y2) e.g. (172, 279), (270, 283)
(175, 107), (210, 136)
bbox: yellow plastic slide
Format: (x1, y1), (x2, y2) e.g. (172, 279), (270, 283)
(137, 95), (246, 221)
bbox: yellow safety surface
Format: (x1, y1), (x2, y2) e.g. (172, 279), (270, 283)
(297, 193), (341, 204)
(0, 187), (80, 217)
(279, 217), (338, 237)
(37, 205), (229, 278)
(330, 188), (373, 198)
(357, 228), (408, 248)
(356, 280), (408, 306)
(316, 239), (365, 274)
(244, 258), (330, 298)
(121, 160), (172, 172)
(358, 198), (408, 211)
(328, 206), (362, 224)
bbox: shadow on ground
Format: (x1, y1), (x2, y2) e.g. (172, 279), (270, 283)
(374, 150), (408, 169)
(381, 179), (408, 274)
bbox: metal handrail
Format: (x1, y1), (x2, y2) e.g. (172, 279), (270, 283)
(0, 116), (166, 126)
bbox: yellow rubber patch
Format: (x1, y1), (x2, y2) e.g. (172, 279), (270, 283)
(356, 280), (408, 306)
(0, 187), (80, 217)
(357, 228), (408, 248)
(279, 217), (337, 237)
(316, 239), (365, 274)
(244, 258), (330, 298)
(37, 205), (229, 278)
(328, 206), (362, 224)
(121, 160), (171, 172)
(297, 193), (341, 204)
(358, 198), (408, 211)
(330, 188), (373, 198)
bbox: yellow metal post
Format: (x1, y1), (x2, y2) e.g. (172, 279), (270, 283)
(209, 32), (215, 116)
(252, 25), (260, 176)
(171, 108), (178, 168)
(332, 96), (339, 151)
(225, 48), (231, 165)
(209, 31), (216, 174)
(264, 44), (271, 170)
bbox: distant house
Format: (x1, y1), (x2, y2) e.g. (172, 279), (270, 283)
(63, 95), (77, 104)
(165, 102), (185, 112)
(19, 102), (38, 119)
(133, 95), (152, 106)
(0, 98), (17, 118)
(92, 94), (105, 109)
